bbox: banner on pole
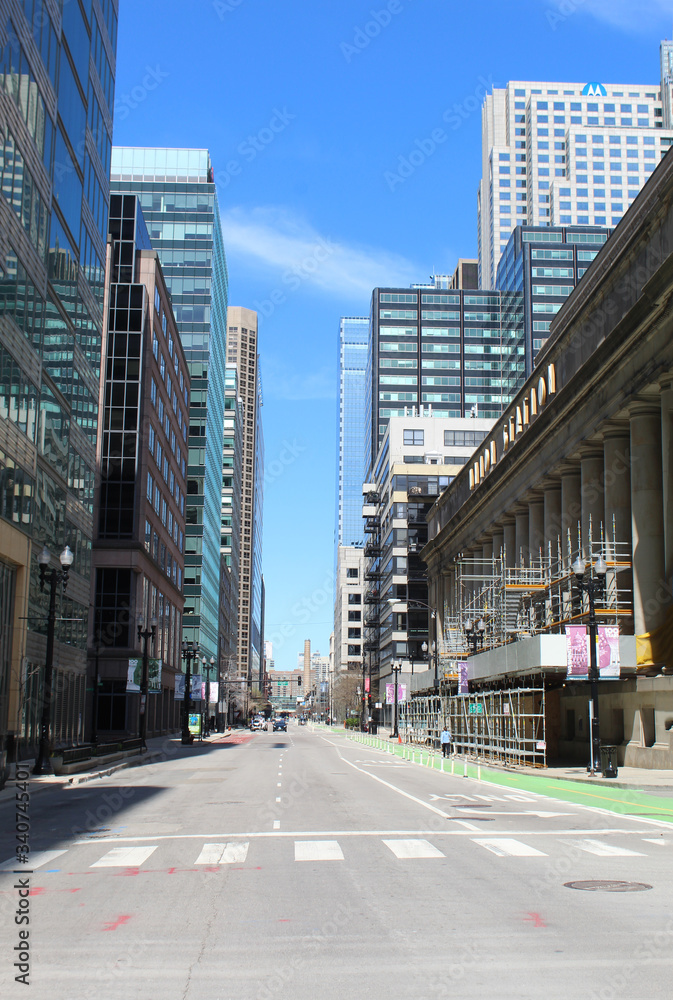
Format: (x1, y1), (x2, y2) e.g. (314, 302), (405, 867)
(127, 658), (162, 693)
(458, 661), (469, 694)
(385, 684), (406, 703)
(597, 625), (620, 678)
(565, 625), (589, 678)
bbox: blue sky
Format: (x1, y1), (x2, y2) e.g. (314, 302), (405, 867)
(113, 0), (673, 669)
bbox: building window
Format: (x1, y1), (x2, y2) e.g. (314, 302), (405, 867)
(403, 429), (424, 446)
(348, 593), (361, 605)
(347, 568), (358, 578)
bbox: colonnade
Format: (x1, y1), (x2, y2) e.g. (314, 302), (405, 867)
(434, 384), (673, 639)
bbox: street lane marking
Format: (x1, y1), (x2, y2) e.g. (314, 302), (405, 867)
(566, 839), (645, 857)
(277, 782), (282, 787)
(276, 797), (281, 802)
(295, 841), (344, 861)
(642, 838), (671, 846)
(194, 842), (249, 864)
(473, 839), (547, 857)
(273, 820), (280, 830)
(454, 819), (482, 832)
(73, 827), (653, 843)
(383, 839), (445, 859)
(0, 850), (67, 871)
(91, 846), (158, 867)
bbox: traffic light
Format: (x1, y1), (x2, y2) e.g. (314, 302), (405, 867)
(297, 676), (302, 687)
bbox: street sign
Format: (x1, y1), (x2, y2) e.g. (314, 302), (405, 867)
(468, 703), (483, 715)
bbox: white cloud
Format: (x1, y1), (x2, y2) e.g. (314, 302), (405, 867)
(545, 0), (673, 34)
(220, 206), (422, 299)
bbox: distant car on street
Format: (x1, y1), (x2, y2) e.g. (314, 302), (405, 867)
(272, 718), (287, 732)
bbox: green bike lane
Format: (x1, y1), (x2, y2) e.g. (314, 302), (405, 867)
(315, 725), (673, 825)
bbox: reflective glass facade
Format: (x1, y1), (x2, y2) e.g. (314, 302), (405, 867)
(110, 148), (229, 662)
(496, 225), (611, 399)
(0, 0), (118, 762)
(336, 317), (368, 554)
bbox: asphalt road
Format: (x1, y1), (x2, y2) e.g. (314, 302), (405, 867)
(1, 725), (672, 1000)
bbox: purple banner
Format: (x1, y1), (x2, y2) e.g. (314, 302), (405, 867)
(458, 662), (469, 695)
(597, 626), (620, 678)
(566, 625), (589, 678)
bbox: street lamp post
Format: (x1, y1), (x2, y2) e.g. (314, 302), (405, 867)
(464, 617), (486, 654)
(391, 660), (400, 739)
(201, 655), (215, 736)
(360, 657), (366, 732)
(136, 615), (157, 749)
(181, 640), (199, 744)
(572, 554), (608, 775)
(33, 544), (74, 775)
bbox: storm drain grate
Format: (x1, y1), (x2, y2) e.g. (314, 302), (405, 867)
(564, 880), (653, 892)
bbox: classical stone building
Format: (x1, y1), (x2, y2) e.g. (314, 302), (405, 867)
(423, 149), (673, 769)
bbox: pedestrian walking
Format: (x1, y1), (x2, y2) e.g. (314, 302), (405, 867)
(440, 725), (452, 757)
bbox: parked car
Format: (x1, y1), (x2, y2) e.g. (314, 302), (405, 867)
(273, 718), (287, 732)
(250, 716), (267, 731)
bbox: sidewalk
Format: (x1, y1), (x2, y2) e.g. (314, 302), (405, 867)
(0, 729), (235, 804)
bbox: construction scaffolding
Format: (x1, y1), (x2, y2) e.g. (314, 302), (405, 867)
(439, 519), (632, 656)
(400, 684), (547, 766)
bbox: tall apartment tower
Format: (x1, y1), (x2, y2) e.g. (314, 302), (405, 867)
(336, 317), (369, 552)
(92, 195), (189, 738)
(226, 307), (264, 690)
(0, 0), (118, 766)
(478, 50), (673, 287)
(220, 365), (242, 679)
(365, 278), (504, 475)
(109, 148), (229, 665)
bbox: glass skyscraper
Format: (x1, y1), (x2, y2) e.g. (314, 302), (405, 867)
(335, 317), (368, 551)
(110, 148), (229, 662)
(0, 0), (118, 767)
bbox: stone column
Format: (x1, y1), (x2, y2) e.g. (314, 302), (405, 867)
(528, 495), (545, 568)
(561, 464), (582, 568)
(603, 426), (631, 561)
(630, 400), (667, 634)
(491, 527), (504, 562)
(503, 519), (516, 569)
(580, 449), (604, 560)
(543, 482), (562, 563)
(515, 509), (529, 568)
(661, 375), (673, 583)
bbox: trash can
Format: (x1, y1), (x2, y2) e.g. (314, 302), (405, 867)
(600, 745), (619, 778)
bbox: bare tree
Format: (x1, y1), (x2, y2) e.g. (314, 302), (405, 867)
(331, 672), (361, 722)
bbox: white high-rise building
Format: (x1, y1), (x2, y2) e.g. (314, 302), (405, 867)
(478, 44), (673, 288)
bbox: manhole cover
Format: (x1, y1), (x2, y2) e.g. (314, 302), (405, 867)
(564, 880), (652, 892)
(455, 804), (491, 809)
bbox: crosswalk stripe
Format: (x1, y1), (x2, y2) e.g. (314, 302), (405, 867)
(194, 842), (249, 864)
(294, 840), (344, 861)
(566, 839), (645, 857)
(0, 850), (67, 872)
(90, 846), (158, 867)
(383, 839), (445, 859)
(472, 838), (547, 857)
(642, 838), (671, 847)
